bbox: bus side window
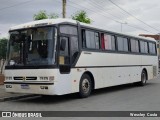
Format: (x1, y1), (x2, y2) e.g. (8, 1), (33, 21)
(140, 41), (148, 54)
(82, 29), (86, 48)
(117, 36), (129, 52)
(101, 33), (116, 50)
(149, 42), (156, 54)
(70, 36), (79, 64)
(130, 39), (139, 53)
(59, 37), (70, 65)
(82, 29), (100, 49)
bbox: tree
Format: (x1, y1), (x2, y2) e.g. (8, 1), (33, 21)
(33, 10), (92, 24)
(0, 38), (8, 74)
(72, 10), (92, 24)
(33, 10), (59, 20)
(0, 38), (8, 60)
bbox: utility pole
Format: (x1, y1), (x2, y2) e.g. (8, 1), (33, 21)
(62, 0), (66, 18)
(120, 22), (127, 32)
(115, 21), (127, 33)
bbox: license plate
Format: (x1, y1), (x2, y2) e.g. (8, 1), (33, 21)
(21, 84), (29, 89)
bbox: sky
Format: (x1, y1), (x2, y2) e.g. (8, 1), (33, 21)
(0, 0), (160, 39)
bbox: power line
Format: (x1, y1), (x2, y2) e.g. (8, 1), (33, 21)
(108, 0), (160, 32)
(68, 0), (117, 21)
(0, 0), (32, 12)
(0, 0), (155, 34)
(94, 0), (131, 20)
(68, 0), (155, 34)
(115, 21), (153, 33)
(91, 0), (154, 33)
(89, 1), (124, 20)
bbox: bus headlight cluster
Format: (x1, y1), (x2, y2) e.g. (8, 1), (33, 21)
(5, 76), (12, 80)
(39, 76), (54, 81)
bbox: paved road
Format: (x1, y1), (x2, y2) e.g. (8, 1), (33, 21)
(0, 75), (160, 119)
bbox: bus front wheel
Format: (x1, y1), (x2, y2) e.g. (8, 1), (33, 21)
(79, 74), (92, 98)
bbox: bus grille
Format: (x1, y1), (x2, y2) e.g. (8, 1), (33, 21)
(14, 77), (37, 80)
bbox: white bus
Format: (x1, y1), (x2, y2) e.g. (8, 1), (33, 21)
(4, 18), (158, 98)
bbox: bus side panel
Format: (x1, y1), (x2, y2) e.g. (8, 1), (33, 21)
(70, 69), (85, 93)
(141, 55), (158, 79)
(54, 72), (73, 95)
(75, 51), (158, 90)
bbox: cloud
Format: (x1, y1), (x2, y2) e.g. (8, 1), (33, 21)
(0, 0), (160, 38)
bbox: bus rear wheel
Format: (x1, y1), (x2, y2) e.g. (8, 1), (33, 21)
(79, 74), (92, 98)
(139, 70), (147, 86)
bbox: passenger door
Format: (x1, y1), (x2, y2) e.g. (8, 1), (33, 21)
(58, 25), (79, 74)
(59, 36), (71, 73)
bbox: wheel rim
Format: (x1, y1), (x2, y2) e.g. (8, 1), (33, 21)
(142, 72), (147, 84)
(82, 78), (90, 93)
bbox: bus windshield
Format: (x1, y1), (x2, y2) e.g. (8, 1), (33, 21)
(8, 27), (57, 66)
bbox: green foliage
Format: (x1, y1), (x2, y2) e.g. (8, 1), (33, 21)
(72, 10), (92, 24)
(34, 10), (48, 20)
(34, 10), (92, 24)
(0, 38), (8, 59)
(33, 10), (59, 20)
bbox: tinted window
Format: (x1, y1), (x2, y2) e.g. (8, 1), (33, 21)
(70, 36), (79, 63)
(60, 25), (77, 35)
(131, 39), (139, 53)
(85, 30), (100, 49)
(102, 34), (115, 50)
(117, 37), (128, 52)
(140, 41), (148, 53)
(59, 37), (69, 65)
(140, 41), (145, 53)
(149, 42), (156, 54)
(117, 37), (123, 51)
(95, 33), (100, 49)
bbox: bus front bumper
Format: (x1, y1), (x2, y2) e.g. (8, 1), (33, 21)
(4, 82), (57, 95)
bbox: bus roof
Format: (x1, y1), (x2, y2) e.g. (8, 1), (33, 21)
(10, 18), (156, 42)
(10, 18), (77, 30)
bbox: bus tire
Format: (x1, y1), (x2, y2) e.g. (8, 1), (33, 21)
(79, 74), (92, 98)
(139, 70), (147, 86)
